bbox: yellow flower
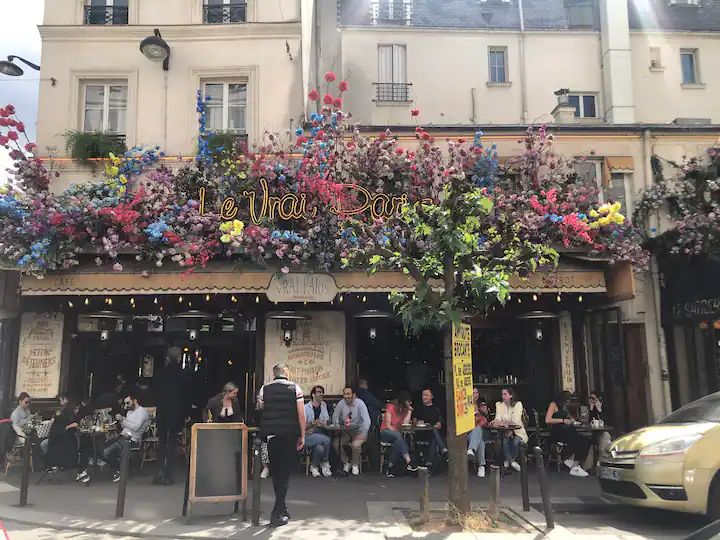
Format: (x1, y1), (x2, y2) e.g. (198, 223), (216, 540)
(598, 204), (611, 215)
(119, 175), (127, 184)
(598, 216), (611, 227)
(589, 209), (599, 218)
(220, 234), (231, 243)
(0, 186), (7, 195)
(613, 213), (625, 224)
(610, 202), (622, 213)
(219, 221), (233, 233)
(239, 172), (247, 180)
(589, 221), (600, 230)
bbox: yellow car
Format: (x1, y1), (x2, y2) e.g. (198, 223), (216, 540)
(598, 391), (720, 518)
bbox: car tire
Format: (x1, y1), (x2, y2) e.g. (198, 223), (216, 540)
(707, 475), (720, 521)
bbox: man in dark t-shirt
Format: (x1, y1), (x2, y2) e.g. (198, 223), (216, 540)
(412, 388), (448, 464)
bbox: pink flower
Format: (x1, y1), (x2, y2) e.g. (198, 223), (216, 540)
(338, 80), (349, 92)
(5, 105), (14, 115)
(16, 122), (25, 133)
(113, 263), (123, 272)
(323, 93), (334, 105)
(24, 143), (36, 152)
(7, 131), (18, 141)
(411, 108), (420, 117)
(308, 88), (320, 101)
(0, 135), (8, 146)
(333, 97), (342, 108)
(0, 108), (6, 118)
(281, 266), (289, 274)
(275, 248), (284, 258)
(324, 71), (337, 82)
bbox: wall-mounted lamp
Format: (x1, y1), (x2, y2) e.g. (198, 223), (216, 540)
(268, 311), (312, 347)
(140, 29), (170, 71)
(369, 327), (377, 340)
(0, 55), (40, 77)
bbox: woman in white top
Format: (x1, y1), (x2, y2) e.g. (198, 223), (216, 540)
(490, 387), (528, 472)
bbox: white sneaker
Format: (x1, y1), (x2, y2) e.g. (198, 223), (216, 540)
(351, 465), (360, 476)
(569, 465), (589, 477)
(477, 465), (486, 478)
(321, 462), (332, 477)
(503, 460), (510, 469)
(260, 466), (270, 479)
(467, 449), (475, 458)
(511, 461), (521, 472)
(310, 465), (320, 478)
(343, 463), (351, 474)
(563, 458), (577, 470)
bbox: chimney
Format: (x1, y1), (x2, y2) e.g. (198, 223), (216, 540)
(551, 89), (576, 124)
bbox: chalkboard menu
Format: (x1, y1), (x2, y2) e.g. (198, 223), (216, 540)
(188, 423), (248, 504)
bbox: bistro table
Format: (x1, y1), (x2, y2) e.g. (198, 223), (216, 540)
(399, 423), (435, 461)
(318, 424), (360, 471)
(79, 421), (118, 465)
(486, 424), (523, 473)
(575, 423), (614, 470)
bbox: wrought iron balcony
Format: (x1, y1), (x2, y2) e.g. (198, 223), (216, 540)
(373, 82), (412, 102)
(203, 2), (247, 24)
(370, 0), (413, 25)
(83, 5), (129, 25)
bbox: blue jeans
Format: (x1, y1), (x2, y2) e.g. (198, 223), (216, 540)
(503, 435), (523, 462)
(305, 432), (331, 466)
(468, 427), (486, 465)
(381, 430), (409, 468)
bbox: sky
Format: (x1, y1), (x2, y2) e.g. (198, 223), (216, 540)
(0, 1), (44, 180)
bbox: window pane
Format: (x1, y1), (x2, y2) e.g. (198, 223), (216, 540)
(205, 83), (224, 104)
(681, 53), (696, 84)
(568, 95), (581, 117)
(228, 84), (247, 107)
(489, 50), (505, 83)
(85, 85), (105, 109)
(107, 108), (126, 134)
(229, 107), (246, 132)
(108, 85), (127, 109)
(84, 109), (103, 132)
(207, 106), (223, 131)
(378, 45), (393, 83)
(604, 173), (627, 210)
(392, 45), (407, 84)
(582, 95), (596, 118)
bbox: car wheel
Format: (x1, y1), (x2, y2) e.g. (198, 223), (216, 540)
(708, 475), (720, 521)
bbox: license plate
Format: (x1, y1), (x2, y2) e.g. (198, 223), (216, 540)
(599, 467), (621, 481)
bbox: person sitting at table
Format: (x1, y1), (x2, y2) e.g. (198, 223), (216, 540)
(10, 392), (32, 443)
(95, 392), (150, 483)
(331, 385), (371, 476)
(303, 385), (332, 477)
(467, 388), (490, 478)
(545, 390), (591, 477)
(412, 388), (448, 465)
(583, 390), (612, 469)
(491, 387), (528, 472)
(380, 391), (419, 478)
(204, 382), (243, 423)
(46, 395), (81, 473)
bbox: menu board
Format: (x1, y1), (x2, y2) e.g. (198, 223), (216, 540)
(264, 311), (346, 395)
(15, 312), (64, 399)
(452, 322), (474, 436)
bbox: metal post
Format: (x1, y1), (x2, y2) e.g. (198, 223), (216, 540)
(519, 443), (530, 512)
(419, 467), (430, 524)
(251, 438), (262, 526)
(18, 431), (33, 507)
(488, 464), (500, 521)
(182, 451), (191, 519)
(115, 437), (130, 519)
(533, 446), (554, 530)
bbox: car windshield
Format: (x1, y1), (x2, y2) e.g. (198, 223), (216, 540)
(659, 392), (720, 424)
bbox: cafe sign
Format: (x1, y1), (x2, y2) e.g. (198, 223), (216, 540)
(266, 273), (338, 303)
(451, 322), (474, 436)
(672, 297), (720, 320)
(15, 312), (64, 399)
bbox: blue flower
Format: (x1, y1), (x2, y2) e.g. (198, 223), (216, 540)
(295, 128), (304, 136)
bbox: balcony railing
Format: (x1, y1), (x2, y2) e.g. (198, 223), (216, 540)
(203, 2), (247, 24)
(83, 5), (129, 25)
(374, 82), (412, 102)
(370, 0), (413, 25)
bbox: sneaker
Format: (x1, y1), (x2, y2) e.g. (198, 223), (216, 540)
(569, 465), (589, 477)
(112, 471), (121, 483)
(351, 465), (360, 476)
(467, 449), (475, 458)
(96, 459), (106, 469)
(503, 460), (510, 469)
(385, 469), (395, 478)
(563, 458), (577, 470)
(321, 462), (332, 477)
(310, 465), (320, 478)
(406, 464), (419, 473)
(477, 465), (486, 478)
(343, 463), (351, 474)
(260, 467), (270, 479)
(511, 461), (521, 472)
(80, 475), (91, 485)
(269, 515), (289, 528)
(75, 470), (89, 482)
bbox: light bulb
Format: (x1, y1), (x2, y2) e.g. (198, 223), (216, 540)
(108, 298), (113, 305)
(578, 295), (583, 303)
(153, 297), (158, 305)
(556, 294), (561, 302)
(255, 296), (260, 304)
(67, 301), (74, 308)
(533, 294), (538, 302)
(206, 294), (211, 302)
(178, 296), (183, 303)
(84, 298), (89, 306)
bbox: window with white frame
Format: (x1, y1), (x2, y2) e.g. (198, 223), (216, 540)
(83, 82), (128, 134)
(488, 47), (508, 84)
(203, 82), (247, 133)
(567, 93), (598, 118)
(574, 160), (630, 210)
(604, 172), (629, 211)
(376, 44), (409, 101)
(84, 0), (129, 25)
(203, 0), (247, 24)
(680, 48), (700, 84)
(649, 47), (662, 69)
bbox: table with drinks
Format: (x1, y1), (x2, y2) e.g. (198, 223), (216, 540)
(78, 410), (119, 463)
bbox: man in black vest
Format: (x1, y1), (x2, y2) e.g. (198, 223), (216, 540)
(257, 363), (305, 528)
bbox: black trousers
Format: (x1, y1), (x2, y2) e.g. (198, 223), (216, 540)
(267, 433), (296, 518)
(157, 420), (179, 478)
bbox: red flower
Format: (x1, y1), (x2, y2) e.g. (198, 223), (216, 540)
(323, 93), (334, 105)
(164, 230), (181, 245)
(308, 88), (320, 101)
(296, 136), (307, 146)
(0, 135), (8, 146)
(458, 138), (465, 144)
(324, 71), (337, 83)
(333, 97), (342, 108)
(0, 119), (7, 127)
(338, 80), (349, 92)
(0, 108), (6, 118)
(411, 108), (420, 117)
(378, 132), (387, 141)
(7, 131), (18, 141)
(4, 105), (14, 115)
(24, 143), (37, 152)
(16, 122), (25, 133)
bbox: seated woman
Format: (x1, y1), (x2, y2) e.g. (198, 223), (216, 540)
(467, 388), (490, 478)
(490, 387), (528, 472)
(303, 385), (332, 478)
(205, 382), (243, 423)
(583, 390), (612, 469)
(545, 390), (591, 477)
(380, 391), (419, 477)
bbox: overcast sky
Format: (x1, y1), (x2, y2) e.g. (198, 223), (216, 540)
(0, 1), (44, 180)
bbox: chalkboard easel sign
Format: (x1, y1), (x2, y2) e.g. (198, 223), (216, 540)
(183, 422), (248, 520)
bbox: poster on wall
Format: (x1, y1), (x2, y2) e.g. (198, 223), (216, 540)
(15, 312), (64, 399)
(264, 311), (346, 395)
(452, 322), (474, 436)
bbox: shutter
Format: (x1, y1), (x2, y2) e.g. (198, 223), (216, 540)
(378, 45), (393, 83)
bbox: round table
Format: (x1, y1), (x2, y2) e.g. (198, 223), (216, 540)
(576, 424), (614, 468)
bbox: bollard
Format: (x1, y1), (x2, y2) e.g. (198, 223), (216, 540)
(18, 432), (33, 507)
(115, 436), (131, 519)
(533, 446), (554, 530)
(519, 444), (530, 512)
(251, 438), (262, 526)
(419, 467), (430, 524)
(488, 465), (500, 521)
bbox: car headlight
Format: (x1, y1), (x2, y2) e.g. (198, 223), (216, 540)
(639, 434), (703, 457)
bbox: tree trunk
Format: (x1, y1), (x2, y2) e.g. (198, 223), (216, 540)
(443, 327), (470, 515)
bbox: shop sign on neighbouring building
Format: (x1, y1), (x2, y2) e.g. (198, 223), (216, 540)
(452, 322), (474, 435)
(15, 312), (64, 399)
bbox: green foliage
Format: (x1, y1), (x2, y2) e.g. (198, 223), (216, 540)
(63, 131), (127, 164)
(205, 131), (245, 157)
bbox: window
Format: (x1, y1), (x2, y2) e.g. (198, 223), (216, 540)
(203, 82), (247, 133)
(567, 93), (597, 118)
(84, 0), (128, 25)
(669, 0), (699, 6)
(370, 0), (413, 24)
(376, 44), (410, 101)
(565, 0), (597, 28)
(603, 172), (628, 211)
(83, 83), (127, 134)
(650, 47), (662, 69)
(488, 47), (508, 84)
(203, 0), (247, 24)
(681, 49), (700, 84)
